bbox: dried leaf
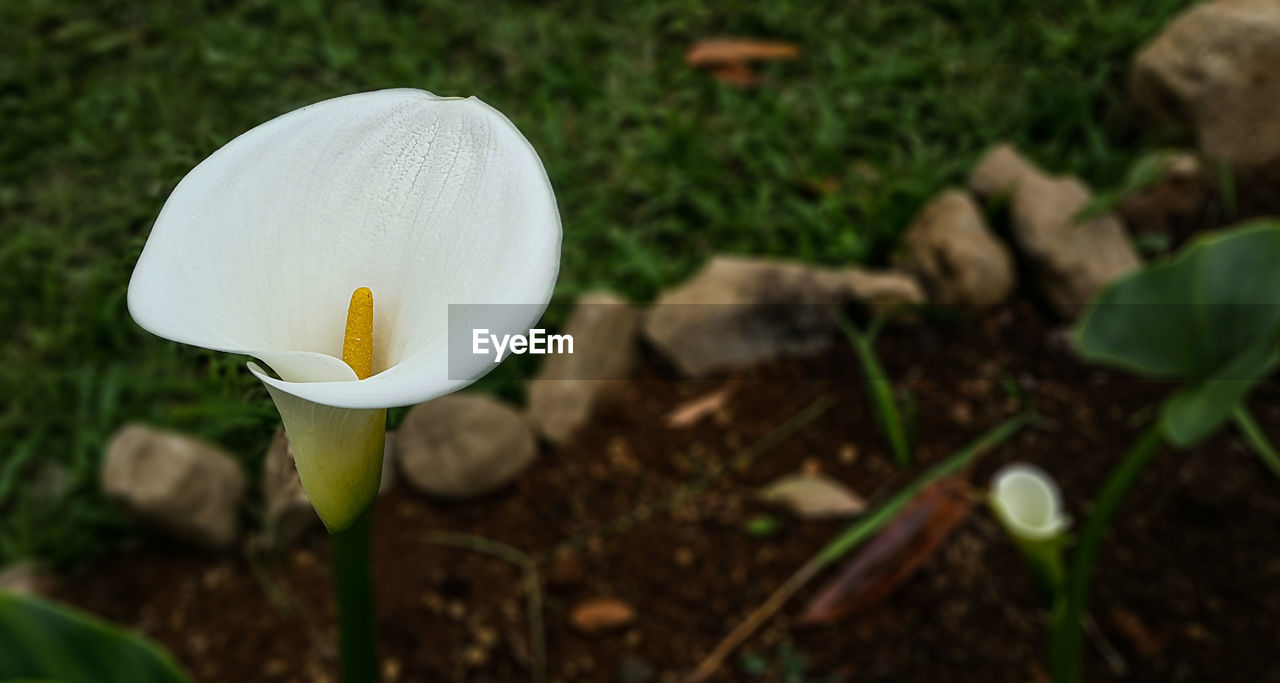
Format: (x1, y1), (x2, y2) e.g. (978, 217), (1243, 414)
(666, 387), (732, 429)
(760, 474), (867, 520)
(798, 476), (972, 624)
(686, 39), (801, 67)
(709, 63), (760, 88)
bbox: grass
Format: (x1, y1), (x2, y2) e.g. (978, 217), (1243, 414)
(0, 0), (1194, 565)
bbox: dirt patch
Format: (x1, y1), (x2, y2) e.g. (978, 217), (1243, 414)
(49, 298), (1280, 682)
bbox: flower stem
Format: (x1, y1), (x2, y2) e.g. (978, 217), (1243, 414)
(1232, 404), (1280, 480)
(1049, 424), (1162, 683)
(332, 508), (379, 683)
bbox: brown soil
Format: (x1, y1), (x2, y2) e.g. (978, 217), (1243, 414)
(48, 298), (1280, 683)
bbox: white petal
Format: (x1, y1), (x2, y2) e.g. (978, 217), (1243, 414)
(252, 363), (386, 531)
(990, 463), (1069, 542)
(128, 89), (561, 408)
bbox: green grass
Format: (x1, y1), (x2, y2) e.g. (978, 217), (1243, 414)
(0, 0), (1193, 565)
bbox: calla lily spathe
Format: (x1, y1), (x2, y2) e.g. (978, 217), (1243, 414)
(128, 89), (561, 530)
(990, 463), (1069, 542)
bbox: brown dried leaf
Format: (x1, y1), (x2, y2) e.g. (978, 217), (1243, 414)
(760, 474), (867, 520)
(709, 63), (760, 88)
(686, 38), (801, 67)
(798, 476), (973, 624)
(665, 387), (732, 429)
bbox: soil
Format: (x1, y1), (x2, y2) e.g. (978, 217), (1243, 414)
(46, 294), (1280, 683)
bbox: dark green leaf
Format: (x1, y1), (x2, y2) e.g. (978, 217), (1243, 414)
(0, 591), (192, 683)
(1075, 222), (1280, 380)
(1161, 335), (1278, 446)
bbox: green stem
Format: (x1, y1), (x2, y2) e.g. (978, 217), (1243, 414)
(1232, 405), (1280, 480)
(332, 509), (379, 683)
(839, 317), (911, 469)
(1050, 425), (1163, 683)
(1012, 535), (1066, 602)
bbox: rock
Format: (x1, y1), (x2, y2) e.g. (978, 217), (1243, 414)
(102, 424), (246, 549)
(902, 189), (1016, 307)
(759, 474), (867, 519)
(569, 597), (636, 636)
(262, 429), (317, 549)
(1131, 1), (1280, 182)
(397, 395), (537, 499)
(643, 257), (924, 376)
(842, 269), (927, 313)
(968, 143), (1040, 200)
(262, 429), (399, 548)
(968, 145), (1140, 317)
(0, 560), (54, 596)
(526, 293), (639, 445)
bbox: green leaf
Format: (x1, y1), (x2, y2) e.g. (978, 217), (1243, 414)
(0, 591), (192, 683)
(1075, 222), (1280, 381)
(1161, 336), (1279, 447)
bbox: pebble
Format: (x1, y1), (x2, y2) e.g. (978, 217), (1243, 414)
(569, 597), (637, 636)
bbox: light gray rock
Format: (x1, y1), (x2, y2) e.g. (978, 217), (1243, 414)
(398, 395), (537, 499)
(262, 428), (398, 548)
(840, 269), (927, 314)
(526, 293), (639, 445)
(968, 145), (1140, 317)
(1131, 1), (1280, 174)
(102, 424), (246, 549)
(0, 560), (54, 596)
(902, 189), (1016, 307)
(643, 256), (924, 377)
(968, 144), (1040, 200)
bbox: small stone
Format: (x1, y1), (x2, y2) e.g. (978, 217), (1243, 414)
(261, 429), (319, 549)
(472, 624), (500, 649)
(673, 547), (695, 567)
(643, 257), (923, 376)
(398, 394), (537, 499)
(0, 560), (54, 596)
(840, 268), (927, 315)
(102, 424), (246, 549)
(902, 189), (1016, 307)
(759, 473), (866, 519)
(969, 143), (1039, 200)
(526, 293), (640, 445)
(381, 657), (403, 682)
(838, 444), (859, 464)
(1131, 1), (1280, 178)
(967, 144), (1140, 317)
(462, 645), (488, 667)
(569, 597), (637, 636)
(618, 654), (657, 683)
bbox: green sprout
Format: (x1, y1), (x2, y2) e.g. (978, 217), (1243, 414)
(840, 315), (913, 469)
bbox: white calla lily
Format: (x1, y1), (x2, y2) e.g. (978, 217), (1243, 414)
(990, 463), (1069, 542)
(128, 89), (561, 531)
(990, 463), (1070, 597)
